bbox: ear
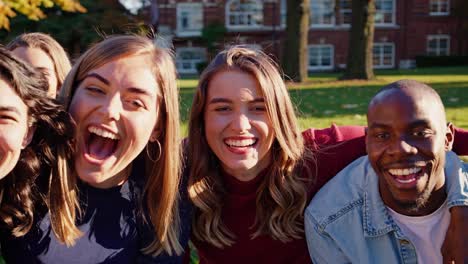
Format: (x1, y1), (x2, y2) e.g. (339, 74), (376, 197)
(150, 128), (160, 143)
(444, 122), (454, 151)
(21, 125), (36, 149)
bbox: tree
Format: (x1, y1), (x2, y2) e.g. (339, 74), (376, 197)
(282, 0), (309, 83)
(0, 0), (140, 56)
(0, 0), (86, 30)
(342, 0), (375, 80)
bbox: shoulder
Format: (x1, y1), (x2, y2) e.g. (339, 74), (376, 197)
(305, 156), (372, 229)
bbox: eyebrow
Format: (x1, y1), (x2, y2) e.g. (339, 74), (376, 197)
(83, 73), (110, 85)
(0, 106), (20, 115)
(127, 87), (156, 98)
(208, 97), (265, 104)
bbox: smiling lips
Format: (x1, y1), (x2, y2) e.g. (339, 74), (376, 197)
(387, 167), (423, 185)
(85, 126), (120, 163)
(224, 137), (257, 154)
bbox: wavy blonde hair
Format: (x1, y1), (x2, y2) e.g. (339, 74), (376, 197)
(57, 35), (183, 255)
(6, 32), (72, 92)
(188, 46), (314, 248)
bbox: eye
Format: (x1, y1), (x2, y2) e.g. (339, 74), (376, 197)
(374, 132), (390, 140)
(85, 86), (104, 94)
(251, 105), (266, 112)
(214, 105), (231, 112)
(0, 114), (17, 123)
(412, 130), (432, 137)
(126, 99), (145, 109)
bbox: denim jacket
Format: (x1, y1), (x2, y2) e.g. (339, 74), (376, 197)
(304, 151), (467, 264)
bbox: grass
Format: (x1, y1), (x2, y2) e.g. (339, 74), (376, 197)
(178, 66), (468, 132)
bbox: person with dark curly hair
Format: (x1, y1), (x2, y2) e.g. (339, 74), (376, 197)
(0, 47), (74, 238)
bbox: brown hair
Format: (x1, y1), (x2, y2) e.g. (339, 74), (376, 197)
(0, 48), (75, 238)
(58, 35), (183, 255)
(188, 46), (313, 248)
(7, 32), (72, 92)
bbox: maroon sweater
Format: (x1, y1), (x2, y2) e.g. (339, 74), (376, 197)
(191, 125), (468, 264)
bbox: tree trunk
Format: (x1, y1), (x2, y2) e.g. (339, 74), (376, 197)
(343, 0), (375, 80)
(282, 0), (309, 83)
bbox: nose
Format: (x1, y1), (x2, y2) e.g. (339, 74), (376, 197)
(231, 112), (251, 132)
(387, 136), (417, 156)
(100, 95), (122, 121)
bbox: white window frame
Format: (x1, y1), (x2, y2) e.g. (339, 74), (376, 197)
(426, 35), (450, 56)
(339, 0), (395, 26)
(176, 3), (203, 37)
(308, 44), (334, 70)
(338, 0), (352, 25)
(429, 0), (450, 16)
(175, 47), (206, 74)
(225, 0), (263, 30)
(373, 42), (395, 69)
(310, 0), (335, 28)
(374, 0), (395, 26)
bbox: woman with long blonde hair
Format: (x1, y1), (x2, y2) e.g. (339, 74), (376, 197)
(1, 35), (191, 263)
(187, 46), (468, 263)
(7, 32), (72, 98)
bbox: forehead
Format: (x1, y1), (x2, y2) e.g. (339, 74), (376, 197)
(207, 69), (262, 100)
(367, 90), (444, 128)
(11, 46), (54, 70)
(87, 54), (159, 93)
(0, 77), (28, 115)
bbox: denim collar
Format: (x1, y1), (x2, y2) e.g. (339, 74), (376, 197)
(362, 166), (397, 238)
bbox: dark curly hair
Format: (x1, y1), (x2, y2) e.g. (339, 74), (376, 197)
(0, 47), (75, 237)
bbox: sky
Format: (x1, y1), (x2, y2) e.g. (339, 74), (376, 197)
(119, 0), (150, 14)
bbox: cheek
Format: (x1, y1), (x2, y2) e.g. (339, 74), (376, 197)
(0, 130), (26, 154)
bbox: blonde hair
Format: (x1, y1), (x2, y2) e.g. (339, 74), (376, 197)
(188, 46), (313, 248)
(57, 35), (183, 255)
(6, 32), (72, 91)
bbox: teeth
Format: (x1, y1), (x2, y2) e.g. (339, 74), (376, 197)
(88, 126), (120, 140)
(225, 138), (256, 147)
(388, 167), (421, 176)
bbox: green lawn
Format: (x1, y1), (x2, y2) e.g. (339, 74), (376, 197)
(178, 66), (468, 132)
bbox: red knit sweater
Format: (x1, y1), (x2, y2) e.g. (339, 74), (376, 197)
(191, 126), (468, 264)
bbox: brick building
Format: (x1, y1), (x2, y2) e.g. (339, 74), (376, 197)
(151, 0), (467, 74)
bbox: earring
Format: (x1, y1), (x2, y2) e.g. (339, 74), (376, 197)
(146, 139), (162, 162)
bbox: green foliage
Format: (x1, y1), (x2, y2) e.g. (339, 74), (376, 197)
(0, 0), (144, 57)
(200, 22), (226, 58)
(0, 0), (85, 30)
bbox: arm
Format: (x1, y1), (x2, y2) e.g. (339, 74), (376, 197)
(441, 152), (468, 264)
(304, 210), (350, 264)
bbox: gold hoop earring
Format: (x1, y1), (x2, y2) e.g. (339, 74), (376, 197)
(146, 139), (162, 162)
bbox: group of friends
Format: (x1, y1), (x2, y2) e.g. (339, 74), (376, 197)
(0, 32), (466, 264)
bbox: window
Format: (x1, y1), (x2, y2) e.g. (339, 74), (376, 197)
(226, 0), (263, 29)
(308, 45), (334, 70)
(430, 0), (450, 15)
(280, 0), (287, 27)
(175, 48), (206, 74)
(373, 43), (394, 69)
(427, 35), (450, 56)
(338, 0), (351, 25)
(339, 0), (395, 25)
(310, 0), (335, 27)
(375, 0), (395, 25)
(177, 3), (203, 36)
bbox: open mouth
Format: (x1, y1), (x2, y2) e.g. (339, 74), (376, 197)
(85, 126), (120, 161)
(387, 167), (423, 185)
(224, 138), (257, 148)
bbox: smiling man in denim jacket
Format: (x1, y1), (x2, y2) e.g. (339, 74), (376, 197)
(304, 80), (467, 264)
